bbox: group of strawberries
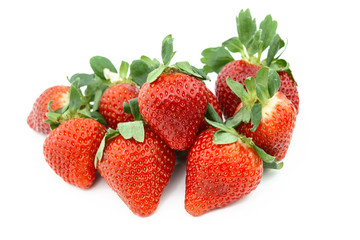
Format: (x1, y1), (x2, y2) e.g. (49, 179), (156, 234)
(27, 10), (299, 217)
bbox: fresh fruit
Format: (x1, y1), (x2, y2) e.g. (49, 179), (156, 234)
(185, 118), (279, 216)
(27, 85), (70, 134)
(201, 9), (299, 119)
(226, 67), (296, 160)
(43, 118), (106, 188)
(136, 35), (209, 150)
(89, 58), (141, 129)
(95, 104), (176, 216)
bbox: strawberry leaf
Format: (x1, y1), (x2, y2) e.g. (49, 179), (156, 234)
(222, 37), (243, 53)
(205, 103), (223, 123)
(236, 9), (257, 46)
(263, 161), (283, 169)
(119, 61), (129, 79)
(130, 59), (152, 87)
(213, 130), (238, 145)
(256, 84), (269, 104)
(95, 128), (119, 168)
(140, 55), (160, 69)
(250, 103), (262, 131)
(174, 61), (209, 80)
(246, 29), (263, 57)
(162, 34), (175, 66)
(268, 69), (281, 97)
(266, 34), (285, 66)
(68, 73), (95, 87)
(259, 15), (278, 51)
(117, 121), (145, 143)
(146, 65), (166, 83)
(90, 56), (117, 80)
(201, 47), (234, 74)
(225, 107), (251, 128)
(68, 84), (83, 112)
(226, 77), (248, 101)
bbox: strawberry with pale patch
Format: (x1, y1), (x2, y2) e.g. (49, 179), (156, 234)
(201, 9), (299, 119)
(226, 67), (296, 160)
(27, 85), (70, 134)
(185, 116), (281, 216)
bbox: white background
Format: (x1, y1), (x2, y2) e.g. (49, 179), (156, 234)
(1, 0), (359, 239)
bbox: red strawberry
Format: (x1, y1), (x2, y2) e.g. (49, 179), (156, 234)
(27, 85), (70, 134)
(135, 35), (209, 151)
(227, 68), (297, 160)
(97, 122), (176, 216)
(139, 72), (208, 150)
(99, 83), (140, 129)
(185, 128), (263, 216)
(43, 118), (106, 188)
(199, 87), (222, 131)
(201, 9), (299, 119)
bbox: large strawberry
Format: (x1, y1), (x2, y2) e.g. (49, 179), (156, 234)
(89, 57), (140, 129)
(226, 67), (296, 160)
(135, 35), (209, 150)
(27, 85), (70, 134)
(95, 101), (176, 216)
(201, 9), (299, 119)
(185, 118), (281, 216)
(43, 118), (106, 188)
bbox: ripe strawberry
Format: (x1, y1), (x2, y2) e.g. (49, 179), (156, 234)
(226, 67), (296, 160)
(27, 85), (70, 134)
(96, 117), (176, 216)
(185, 127), (263, 216)
(135, 35), (209, 150)
(201, 9), (299, 119)
(43, 118), (106, 188)
(99, 83), (140, 129)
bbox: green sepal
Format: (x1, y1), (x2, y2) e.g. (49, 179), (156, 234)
(226, 77), (248, 102)
(269, 59), (290, 72)
(119, 61), (129, 79)
(90, 111), (107, 126)
(140, 55), (161, 69)
(236, 9), (257, 46)
(117, 121), (145, 143)
(128, 98), (141, 121)
(266, 34), (285, 66)
(68, 84), (83, 112)
(95, 128), (120, 168)
(225, 106), (251, 128)
(268, 68), (281, 97)
(201, 47), (234, 74)
(68, 73), (96, 87)
(222, 37), (243, 53)
(256, 84), (269, 103)
(246, 29), (263, 57)
(250, 103), (262, 131)
(259, 15), (278, 51)
(205, 103), (223, 123)
(130, 59), (152, 87)
(146, 65), (166, 83)
(213, 130), (238, 144)
(90, 56), (117, 80)
(174, 61), (209, 81)
(263, 161), (283, 169)
(161, 34), (176, 66)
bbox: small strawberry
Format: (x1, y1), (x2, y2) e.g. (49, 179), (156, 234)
(27, 85), (70, 134)
(90, 59), (140, 129)
(135, 35), (209, 150)
(185, 119), (280, 216)
(95, 101), (176, 216)
(43, 118), (106, 188)
(201, 9), (299, 119)
(226, 67), (296, 160)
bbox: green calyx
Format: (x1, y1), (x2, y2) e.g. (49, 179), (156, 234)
(205, 118), (282, 170)
(95, 98), (145, 168)
(45, 79), (107, 129)
(129, 34), (209, 86)
(225, 67), (280, 132)
(201, 9), (291, 75)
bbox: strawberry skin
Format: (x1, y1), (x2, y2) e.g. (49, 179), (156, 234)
(27, 85), (70, 134)
(236, 92), (296, 160)
(139, 72), (208, 150)
(98, 127), (176, 216)
(216, 60), (299, 119)
(43, 118), (106, 188)
(185, 128), (263, 216)
(199, 87), (222, 131)
(99, 83), (140, 129)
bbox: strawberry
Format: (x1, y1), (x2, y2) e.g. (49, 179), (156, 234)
(226, 67), (296, 160)
(134, 35), (209, 150)
(185, 117), (281, 216)
(201, 9), (299, 119)
(27, 85), (70, 134)
(95, 103), (176, 216)
(88, 58), (141, 129)
(43, 118), (106, 188)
